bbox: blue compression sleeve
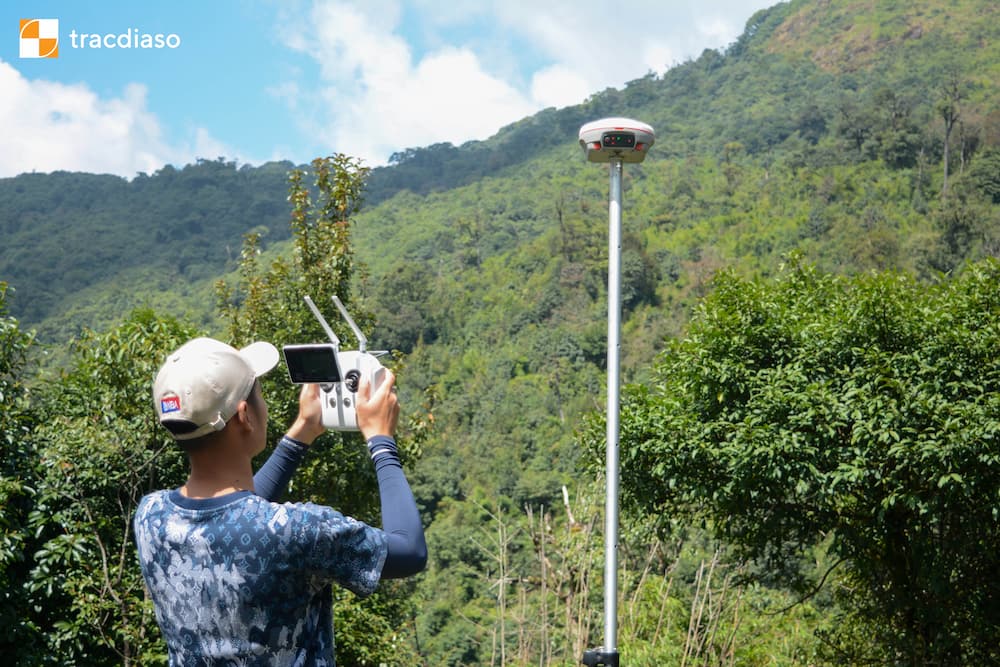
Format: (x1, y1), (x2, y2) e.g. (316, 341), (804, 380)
(254, 436), (309, 501)
(368, 435), (427, 578)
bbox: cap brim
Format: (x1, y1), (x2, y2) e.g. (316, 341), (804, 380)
(240, 341), (280, 377)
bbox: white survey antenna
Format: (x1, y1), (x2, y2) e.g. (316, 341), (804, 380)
(579, 117), (655, 164)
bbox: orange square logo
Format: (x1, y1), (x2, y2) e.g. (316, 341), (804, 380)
(20, 18), (59, 58)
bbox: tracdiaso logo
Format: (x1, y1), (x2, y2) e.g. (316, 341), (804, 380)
(69, 27), (182, 50)
(20, 19), (59, 58)
(18, 18), (182, 59)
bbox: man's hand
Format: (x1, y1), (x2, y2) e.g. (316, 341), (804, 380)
(286, 383), (326, 445)
(357, 370), (399, 440)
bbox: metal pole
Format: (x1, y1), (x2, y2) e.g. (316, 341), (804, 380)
(604, 158), (623, 656)
(580, 117), (653, 667)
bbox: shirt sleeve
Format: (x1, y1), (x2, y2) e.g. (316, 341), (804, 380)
(296, 503), (389, 597)
(368, 435), (428, 578)
(254, 436), (310, 501)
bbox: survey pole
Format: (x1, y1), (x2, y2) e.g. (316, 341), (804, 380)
(578, 118), (654, 667)
(603, 156), (623, 655)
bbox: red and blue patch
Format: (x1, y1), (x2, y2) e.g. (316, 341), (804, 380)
(160, 394), (182, 414)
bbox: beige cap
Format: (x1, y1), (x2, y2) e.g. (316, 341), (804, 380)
(153, 337), (279, 441)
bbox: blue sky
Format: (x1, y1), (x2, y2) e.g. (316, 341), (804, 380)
(2, 0), (776, 178)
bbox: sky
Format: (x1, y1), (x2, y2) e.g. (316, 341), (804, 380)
(1, 0), (777, 179)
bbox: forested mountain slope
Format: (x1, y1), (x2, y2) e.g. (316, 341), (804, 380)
(3, 0), (999, 513)
(3, 0), (999, 347)
(345, 0), (1000, 584)
(0, 160), (295, 339)
(2, 0), (998, 496)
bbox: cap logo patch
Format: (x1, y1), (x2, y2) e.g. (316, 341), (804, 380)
(160, 394), (182, 414)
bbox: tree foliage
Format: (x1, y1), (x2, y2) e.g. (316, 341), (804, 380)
(0, 284), (42, 661)
(597, 257), (1000, 663)
(26, 309), (196, 664)
(215, 154), (384, 517)
(216, 154), (425, 665)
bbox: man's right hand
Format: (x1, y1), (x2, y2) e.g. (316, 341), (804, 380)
(357, 370), (399, 440)
(286, 383), (326, 445)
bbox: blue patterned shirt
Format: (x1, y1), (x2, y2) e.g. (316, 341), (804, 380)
(134, 488), (388, 666)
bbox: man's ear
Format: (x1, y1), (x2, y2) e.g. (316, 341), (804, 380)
(233, 400), (253, 431)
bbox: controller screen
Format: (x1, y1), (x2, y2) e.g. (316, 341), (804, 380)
(284, 346), (342, 383)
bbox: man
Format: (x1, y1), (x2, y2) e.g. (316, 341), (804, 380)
(133, 337), (426, 666)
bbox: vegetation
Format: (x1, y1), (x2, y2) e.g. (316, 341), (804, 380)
(594, 258), (1000, 663)
(1, 0), (1000, 664)
(0, 159), (296, 342)
(0, 282), (41, 660)
(216, 155), (424, 665)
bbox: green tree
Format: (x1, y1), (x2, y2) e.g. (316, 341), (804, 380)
(216, 154), (381, 516)
(836, 98), (878, 158)
(937, 74), (967, 198)
(216, 154), (422, 665)
(969, 146), (1000, 203)
(373, 262), (441, 353)
(593, 258), (1000, 664)
(28, 309), (197, 665)
(871, 87), (925, 169)
(0, 284), (43, 662)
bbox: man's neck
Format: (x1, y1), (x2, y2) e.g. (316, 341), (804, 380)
(180, 477), (253, 499)
(182, 458), (255, 499)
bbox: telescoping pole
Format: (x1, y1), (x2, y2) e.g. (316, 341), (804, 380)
(603, 157), (624, 659)
(578, 117), (654, 667)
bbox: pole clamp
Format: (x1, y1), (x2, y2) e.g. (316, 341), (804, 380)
(582, 648), (619, 666)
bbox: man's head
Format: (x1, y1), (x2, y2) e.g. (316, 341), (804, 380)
(154, 337), (279, 449)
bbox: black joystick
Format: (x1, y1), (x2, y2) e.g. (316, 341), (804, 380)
(344, 370), (361, 393)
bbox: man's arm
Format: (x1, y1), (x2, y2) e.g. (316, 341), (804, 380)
(358, 372), (428, 578)
(254, 384), (325, 501)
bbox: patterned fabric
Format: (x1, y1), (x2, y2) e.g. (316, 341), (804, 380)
(134, 489), (388, 666)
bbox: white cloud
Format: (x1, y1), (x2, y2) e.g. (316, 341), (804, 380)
(376, 47), (535, 142)
(0, 1), (779, 176)
(278, 0), (775, 166)
(277, 1), (539, 165)
(0, 59), (238, 178)
(488, 0), (768, 83)
(530, 64), (592, 110)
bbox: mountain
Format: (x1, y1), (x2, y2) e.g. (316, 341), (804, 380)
(0, 160), (296, 340)
(3, 0), (999, 347)
(4, 0), (1000, 496)
(1, 0), (998, 459)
